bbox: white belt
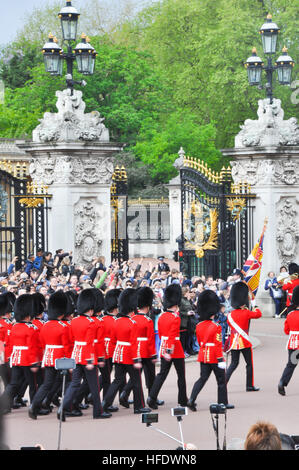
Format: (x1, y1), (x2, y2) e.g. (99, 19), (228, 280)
(74, 341), (87, 346)
(94, 340), (98, 343)
(45, 345), (64, 349)
(12, 346), (28, 350)
(289, 331), (299, 335)
(201, 342), (215, 347)
(104, 337), (111, 341)
(161, 336), (180, 341)
(116, 341), (131, 346)
(137, 337), (148, 341)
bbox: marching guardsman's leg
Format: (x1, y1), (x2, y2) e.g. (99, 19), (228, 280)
(278, 287), (299, 396)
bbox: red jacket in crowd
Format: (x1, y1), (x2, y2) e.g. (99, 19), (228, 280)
(7, 322), (40, 367)
(196, 320), (224, 364)
(40, 319), (72, 367)
(158, 310), (185, 359)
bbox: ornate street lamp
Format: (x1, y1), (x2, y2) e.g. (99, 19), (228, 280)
(42, 1), (97, 93)
(244, 14), (294, 103)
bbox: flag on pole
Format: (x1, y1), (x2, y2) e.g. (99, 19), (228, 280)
(241, 218), (268, 299)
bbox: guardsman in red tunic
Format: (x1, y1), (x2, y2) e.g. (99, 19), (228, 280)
(58, 288), (111, 420)
(147, 284), (188, 410)
(0, 292), (15, 388)
(102, 288), (151, 414)
(99, 289), (120, 401)
(281, 263), (299, 312)
(278, 285), (299, 396)
(226, 282), (262, 391)
(120, 287), (164, 407)
(1, 294), (40, 413)
(72, 288), (109, 412)
(28, 291), (72, 419)
(187, 290), (234, 412)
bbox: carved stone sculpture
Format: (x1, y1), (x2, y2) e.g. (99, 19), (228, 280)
(74, 198), (103, 264)
(235, 98), (299, 148)
(276, 198), (299, 266)
(32, 88), (110, 143)
(29, 155), (114, 185)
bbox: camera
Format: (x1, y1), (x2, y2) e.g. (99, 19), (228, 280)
(141, 413), (159, 425)
(171, 407), (188, 417)
(55, 358), (76, 370)
(209, 403), (226, 415)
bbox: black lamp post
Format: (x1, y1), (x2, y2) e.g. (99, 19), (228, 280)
(244, 14), (294, 104)
(42, 1), (97, 94)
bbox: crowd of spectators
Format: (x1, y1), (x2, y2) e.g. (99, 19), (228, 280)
(0, 251), (251, 358)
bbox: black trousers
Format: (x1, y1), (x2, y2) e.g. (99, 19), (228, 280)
(104, 363), (145, 410)
(2, 366), (38, 407)
(62, 364), (103, 418)
(149, 357), (188, 406)
(31, 367), (61, 409)
(226, 347), (254, 388)
(190, 363), (228, 404)
(280, 349), (299, 386)
(122, 358), (156, 397)
(0, 363), (11, 389)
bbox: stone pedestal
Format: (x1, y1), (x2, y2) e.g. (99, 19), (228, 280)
(17, 89), (124, 267)
(222, 98), (299, 316)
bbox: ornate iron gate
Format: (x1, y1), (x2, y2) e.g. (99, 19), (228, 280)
(111, 165), (129, 263)
(180, 156), (255, 280)
(0, 161), (50, 273)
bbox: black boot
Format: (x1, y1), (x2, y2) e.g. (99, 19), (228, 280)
(28, 405), (38, 420)
(119, 391), (130, 409)
(187, 399), (197, 412)
(278, 381), (286, 396)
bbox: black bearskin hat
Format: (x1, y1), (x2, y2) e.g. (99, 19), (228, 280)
(104, 289), (121, 313)
(48, 291), (68, 320)
(31, 292), (46, 318)
(14, 294), (34, 322)
(118, 288), (137, 316)
(137, 287), (154, 310)
(77, 288), (95, 315)
(230, 281), (249, 308)
(163, 284), (182, 310)
(197, 289), (220, 321)
(292, 285), (299, 307)
(65, 290), (78, 316)
(288, 263), (299, 275)
(0, 292), (15, 315)
(90, 288), (104, 314)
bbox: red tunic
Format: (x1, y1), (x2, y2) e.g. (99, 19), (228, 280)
(282, 278), (299, 307)
(158, 310), (185, 359)
(130, 312), (157, 359)
(7, 322), (40, 367)
(93, 315), (105, 361)
(32, 318), (45, 362)
(196, 320), (224, 364)
(40, 320), (72, 367)
(227, 307), (262, 350)
(111, 316), (140, 365)
(284, 309), (299, 350)
(101, 314), (117, 359)
(69, 315), (97, 365)
(0, 317), (13, 363)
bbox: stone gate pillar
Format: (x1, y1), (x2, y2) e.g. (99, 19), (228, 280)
(222, 98), (299, 316)
(18, 88), (124, 267)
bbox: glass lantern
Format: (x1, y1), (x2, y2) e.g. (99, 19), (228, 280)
(42, 34), (63, 75)
(74, 34), (95, 75)
(58, 1), (80, 41)
(259, 14), (280, 55)
(276, 47), (295, 85)
(244, 48), (264, 86)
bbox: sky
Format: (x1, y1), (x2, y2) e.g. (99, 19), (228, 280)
(0, 0), (154, 46)
(1, 0), (45, 45)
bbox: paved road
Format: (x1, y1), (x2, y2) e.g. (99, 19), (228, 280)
(3, 317), (299, 451)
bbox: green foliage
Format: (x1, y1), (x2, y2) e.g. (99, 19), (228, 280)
(134, 112), (222, 182)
